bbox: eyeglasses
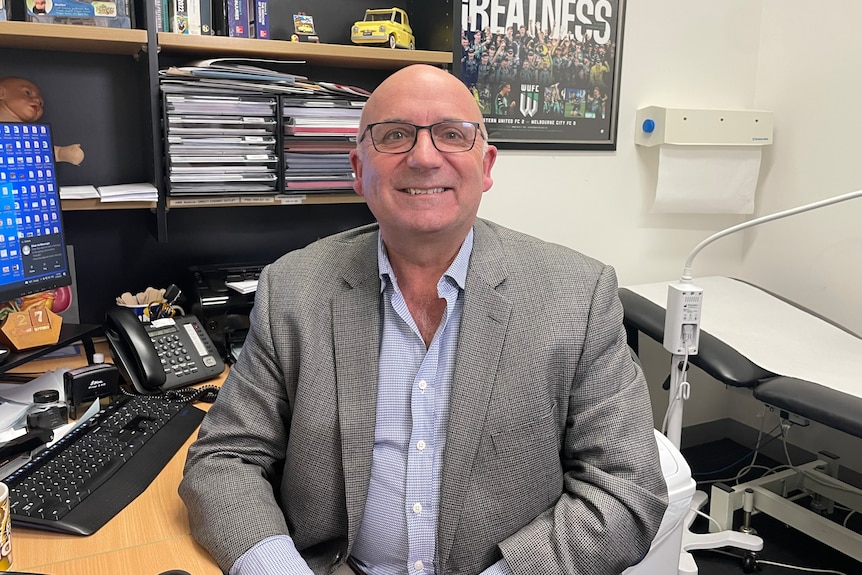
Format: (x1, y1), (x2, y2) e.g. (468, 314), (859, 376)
(359, 121), (484, 154)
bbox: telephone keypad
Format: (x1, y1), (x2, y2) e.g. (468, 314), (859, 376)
(149, 329), (200, 380)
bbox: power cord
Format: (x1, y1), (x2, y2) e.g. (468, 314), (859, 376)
(779, 423), (862, 498)
(120, 384), (219, 404)
(164, 384), (219, 404)
(701, 548), (850, 575)
(660, 344), (692, 436)
(692, 422), (784, 480)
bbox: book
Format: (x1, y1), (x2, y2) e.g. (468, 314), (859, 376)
(188, 0), (201, 34)
(161, 0), (170, 32)
(226, 0), (248, 37)
(211, 0), (227, 35)
(154, 0), (164, 31)
(171, 0), (190, 33)
(252, 0), (268, 39)
(199, 0), (212, 35)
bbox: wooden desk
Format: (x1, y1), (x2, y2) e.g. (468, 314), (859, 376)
(7, 347), (225, 575)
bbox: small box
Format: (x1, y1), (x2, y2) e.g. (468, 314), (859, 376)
(290, 12), (319, 43)
(25, 0), (132, 27)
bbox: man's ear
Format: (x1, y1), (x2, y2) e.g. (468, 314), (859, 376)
(349, 148), (364, 197)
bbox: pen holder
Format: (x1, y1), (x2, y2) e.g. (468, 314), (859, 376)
(116, 303), (150, 322)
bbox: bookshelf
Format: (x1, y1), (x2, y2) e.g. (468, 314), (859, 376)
(0, 22), (452, 216)
(0, 2), (453, 324)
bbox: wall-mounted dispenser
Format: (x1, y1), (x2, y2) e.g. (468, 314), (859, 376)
(635, 107), (774, 147)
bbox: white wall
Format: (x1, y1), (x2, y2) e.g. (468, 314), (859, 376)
(478, 0), (862, 472)
(746, 2), (862, 336)
(479, 0), (763, 285)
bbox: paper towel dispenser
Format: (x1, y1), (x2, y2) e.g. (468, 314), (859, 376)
(635, 107), (773, 147)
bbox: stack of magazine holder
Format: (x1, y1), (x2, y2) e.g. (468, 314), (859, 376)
(160, 65), (368, 198)
(281, 95), (363, 194)
(162, 90), (279, 196)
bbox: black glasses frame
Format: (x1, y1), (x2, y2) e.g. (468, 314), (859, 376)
(358, 121), (485, 154)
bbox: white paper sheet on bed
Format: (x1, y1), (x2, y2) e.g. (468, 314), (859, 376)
(627, 276), (862, 400)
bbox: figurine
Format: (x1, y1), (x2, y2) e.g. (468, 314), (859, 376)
(351, 7), (415, 50)
(0, 76), (85, 165)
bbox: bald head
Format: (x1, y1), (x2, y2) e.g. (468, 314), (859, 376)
(359, 65), (486, 136)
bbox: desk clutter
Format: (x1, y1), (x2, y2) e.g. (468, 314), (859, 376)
(0, 342), (221, 540)
(3, 392), (205, 535)
(115, 284), (183, 322)
(190, 262), (262, 364)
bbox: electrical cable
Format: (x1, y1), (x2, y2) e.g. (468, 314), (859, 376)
(120, 384), (219, 404)
(692, 507), (724, 533)
(660, 345), (691, 436)
(692, 423), (783, 479)
(164, 384), (219, 404)
(780, 424), (862, 497)
(701, 548), (850, 575)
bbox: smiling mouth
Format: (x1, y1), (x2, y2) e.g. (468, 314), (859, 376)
(404, 187), (446, 195)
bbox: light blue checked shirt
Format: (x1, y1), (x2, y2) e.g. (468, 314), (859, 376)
(231, 229), (510, 575)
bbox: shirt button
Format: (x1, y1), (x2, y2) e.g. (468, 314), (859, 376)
(418, 380), (427, 390)
(416, 440), (426, 451)
(413, 560), (424, 571)
(412, 502), (422, 514)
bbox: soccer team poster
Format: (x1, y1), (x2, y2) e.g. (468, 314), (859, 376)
(457, 0), (625, 149)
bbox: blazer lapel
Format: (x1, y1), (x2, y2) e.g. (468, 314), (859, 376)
(436, 221), (512, 570)
(333, 236), (382, 547)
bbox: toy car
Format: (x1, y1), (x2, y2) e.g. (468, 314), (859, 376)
(351, 7), (415, 49)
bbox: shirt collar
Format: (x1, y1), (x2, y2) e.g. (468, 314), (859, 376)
(378, 228), (474, 293)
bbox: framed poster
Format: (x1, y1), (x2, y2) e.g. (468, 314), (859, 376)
(455, 0), (626, 150)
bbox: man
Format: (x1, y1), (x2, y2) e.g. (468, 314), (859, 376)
(494, 82), (516, 116)
(0, 76), (84, 165)
(180, 64), (667, 575)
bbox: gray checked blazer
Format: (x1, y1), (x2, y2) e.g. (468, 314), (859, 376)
(180, 218), (668, 575)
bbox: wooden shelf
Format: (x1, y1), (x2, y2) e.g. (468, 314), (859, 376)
(62, 199), (157, 211)
(0, 21), (147, 55)
(157, 33), (452, 69)
(166, 193), (365, 209)
(0, 23), (451, 68)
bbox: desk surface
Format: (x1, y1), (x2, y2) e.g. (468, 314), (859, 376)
(8, 346), (224, 575)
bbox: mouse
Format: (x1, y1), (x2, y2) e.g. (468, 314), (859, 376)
(157, 571), (191, 575)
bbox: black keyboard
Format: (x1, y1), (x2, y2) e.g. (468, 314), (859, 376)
(2, 394), (205, 535)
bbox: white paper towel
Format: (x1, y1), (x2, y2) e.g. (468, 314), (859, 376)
(651, 145), (762, 214)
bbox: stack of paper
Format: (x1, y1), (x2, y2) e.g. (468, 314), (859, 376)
(60, 185), (100, 200)
(97, 183), (158, 202)
(225, 279), (258, 294)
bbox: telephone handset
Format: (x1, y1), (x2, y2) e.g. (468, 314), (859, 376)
(104, 306), (226, 394)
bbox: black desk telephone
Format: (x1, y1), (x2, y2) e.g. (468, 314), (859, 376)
(105, 307), (226, 394)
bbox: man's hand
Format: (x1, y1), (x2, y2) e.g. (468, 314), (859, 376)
(54, 143), (84, 165)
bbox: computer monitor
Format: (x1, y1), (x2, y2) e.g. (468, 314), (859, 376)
(0, 122), (71, 304)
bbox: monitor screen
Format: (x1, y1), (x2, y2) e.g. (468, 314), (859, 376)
(0, 122), (71, 304)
